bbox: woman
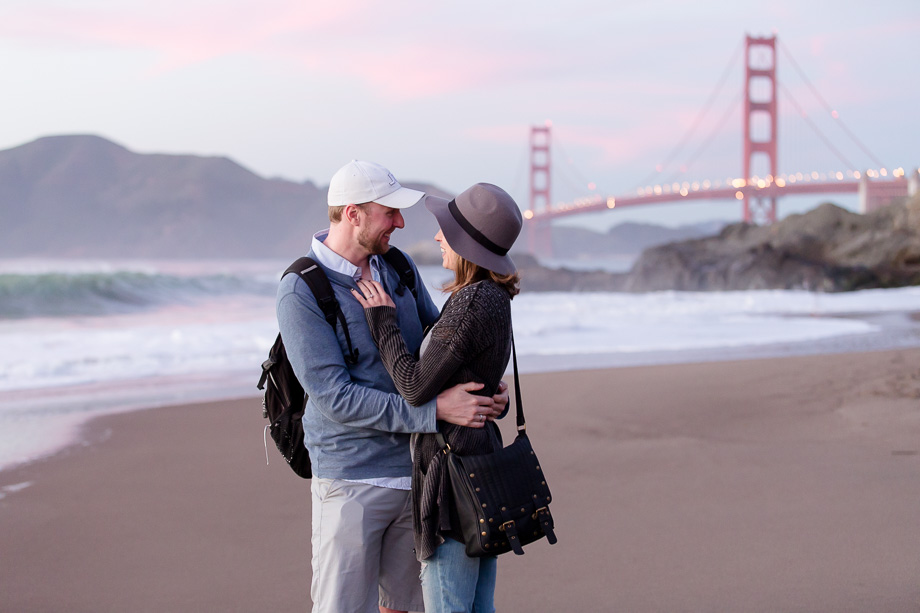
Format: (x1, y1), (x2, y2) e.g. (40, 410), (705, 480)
(352, 182), (522, 613)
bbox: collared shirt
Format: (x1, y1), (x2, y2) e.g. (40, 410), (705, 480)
(309, 230), (412, 491)
(311, 230), (384, 284)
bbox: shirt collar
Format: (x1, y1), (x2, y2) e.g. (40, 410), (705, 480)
(311, 230), (382, 283)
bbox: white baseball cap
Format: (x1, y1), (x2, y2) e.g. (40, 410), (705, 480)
(327, 160), (424, 209)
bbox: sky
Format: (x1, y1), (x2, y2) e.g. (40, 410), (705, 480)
(2, 0), (918, 228)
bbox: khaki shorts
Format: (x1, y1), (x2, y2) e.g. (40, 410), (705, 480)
(311, 478), (424, 613)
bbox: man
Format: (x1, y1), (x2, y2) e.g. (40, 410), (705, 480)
(277, 160), (507, 613)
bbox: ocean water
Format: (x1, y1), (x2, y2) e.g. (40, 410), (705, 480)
(1, 258), (919, 473)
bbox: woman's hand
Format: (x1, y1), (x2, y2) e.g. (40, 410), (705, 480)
(351, 279), (395, 309)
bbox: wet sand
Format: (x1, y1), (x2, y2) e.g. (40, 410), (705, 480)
(1, 349), (919, 612)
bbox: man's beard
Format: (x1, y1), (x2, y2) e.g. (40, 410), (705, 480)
(357, 227), (389, 256)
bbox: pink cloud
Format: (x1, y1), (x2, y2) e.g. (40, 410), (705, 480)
(0, 0), (540, 97)
(0, 0), (370, 73)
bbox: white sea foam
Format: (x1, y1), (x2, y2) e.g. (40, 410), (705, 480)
(0, 481), (34, 500)
(0, 259), (918, 473)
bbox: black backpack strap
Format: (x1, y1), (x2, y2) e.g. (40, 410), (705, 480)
(382, 247), (418, 299)
(283, 257), (359, 365)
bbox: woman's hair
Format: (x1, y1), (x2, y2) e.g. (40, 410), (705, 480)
(442, 254), (520, 298)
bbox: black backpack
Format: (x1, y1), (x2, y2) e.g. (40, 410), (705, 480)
(258, 248), (418, 478)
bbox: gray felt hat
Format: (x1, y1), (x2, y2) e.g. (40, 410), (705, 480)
(425, 183), (523, 275)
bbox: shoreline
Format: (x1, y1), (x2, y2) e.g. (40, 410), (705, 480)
(3, 308), (920, 476)
(2, 349), (919, 611)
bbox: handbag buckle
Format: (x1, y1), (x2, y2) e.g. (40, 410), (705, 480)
(532, 506), (548, 520)
(499, 520), (515, 532)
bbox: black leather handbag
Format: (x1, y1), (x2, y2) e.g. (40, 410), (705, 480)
(439, 335), (557, 557)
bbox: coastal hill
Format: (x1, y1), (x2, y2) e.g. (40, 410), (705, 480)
(0, 135), (322, 258)
(0, 134), (459, 259)
(0, 134), (711, 261)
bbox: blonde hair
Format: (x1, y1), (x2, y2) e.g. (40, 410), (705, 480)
(442, 255), (520, 298)
(328, 202), (369, 223)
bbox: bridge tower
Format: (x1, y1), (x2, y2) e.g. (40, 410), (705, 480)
(743, 35), (778, 224)
(527, 124), (553, 256)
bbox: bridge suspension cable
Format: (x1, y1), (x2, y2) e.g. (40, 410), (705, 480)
(659, 91), (742, 187)
(552, 133), (605, 199)
(778, 41), (885, 169)
(779, 82), (858, 172)
(633, 38), (744, 191)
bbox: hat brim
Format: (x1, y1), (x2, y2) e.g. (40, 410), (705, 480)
(425, 195), (517, 275)
(373, 185), (425, 209)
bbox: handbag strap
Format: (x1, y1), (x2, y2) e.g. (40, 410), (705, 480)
(510, 331), (526, 432)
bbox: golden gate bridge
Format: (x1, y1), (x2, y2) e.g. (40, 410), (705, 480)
(523, 34), (917, 255)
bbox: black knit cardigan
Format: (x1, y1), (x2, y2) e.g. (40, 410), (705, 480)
(364, 279), (512, 560)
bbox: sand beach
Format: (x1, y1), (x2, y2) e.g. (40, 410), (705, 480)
(1, 349), (919, 612)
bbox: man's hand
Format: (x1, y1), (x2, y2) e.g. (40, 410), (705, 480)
(436, 382), (495, 428)
(491, 380), (509, 420)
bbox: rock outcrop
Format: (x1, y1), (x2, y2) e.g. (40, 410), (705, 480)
(514, 196), (920, 293)
(622, 196), (920, 292)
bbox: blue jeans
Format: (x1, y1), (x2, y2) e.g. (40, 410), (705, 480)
(420, 537), (498, 613)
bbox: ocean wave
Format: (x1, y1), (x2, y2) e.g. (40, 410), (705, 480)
(0, 271), (276, 319)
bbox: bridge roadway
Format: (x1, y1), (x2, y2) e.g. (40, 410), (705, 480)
(530, 178), (907, 221)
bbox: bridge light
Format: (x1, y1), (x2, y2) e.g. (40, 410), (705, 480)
(680, 188), (689, 196)
(735, 191), (744, 200)
(811, 171), (819, 180)
(880, 168), (888, 177)
(654, 185), (662, 195)
(894, 167), (905, 177)
(854, 171), (861, 179)
(523, 210), (534, 220)
(776, 178), (786, 187)
(732, 178), (746, 188)
(692, 182), (700, 191)
(703, 180), (711, 189)
(836, 172), (844, 180)
(607, 197), (616, 209)
(757, 179), (767, 188)
(831, 110), (839, 119)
